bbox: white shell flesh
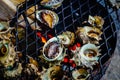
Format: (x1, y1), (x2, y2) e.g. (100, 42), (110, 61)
(43, 37), (64, 61)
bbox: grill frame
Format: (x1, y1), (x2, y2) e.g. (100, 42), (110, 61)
(7, 0), (118, 80)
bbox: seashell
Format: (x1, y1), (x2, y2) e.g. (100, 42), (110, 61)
(0, 21), (14, 34)
(40, 0), (63, 9)
(0, 40), (16, 68)
(87, 27), (102, 40)
(76, 26), (102, 44)
(48, 65), (63, 80)
(0, 40), (9, 59)
(4, 63), (23, 77)
(58, 31), (75, 46)
(41, 65), (64, 80)
(26, 55), (39, 67)
(0, 21), (15, 40)
(72, 67), (90, 80)
(36, 10), (59, 29)
(79, 43), (101, 69)
(76, 27), (89, 44)
(72, 53), (81, 66)
(43, 37), (65, 61)
(24, 63), (39, 76)
(88, 15), (104, 29)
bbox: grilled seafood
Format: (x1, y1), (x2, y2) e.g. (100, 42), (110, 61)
(43, 37), (65, 61)
(76, 26), (102, 44)
(88, 15), (104, 29)
(4, 63), (23, 78)
(40, 0), (63, 9)
(40, 65), (64, 80)
(0, 21), (14, 40)
(0, 40), (16, 68)
(72, 51), (81, 66)
(24, 63), (39, 76)
(36, 10), (59, 29)
(79, 43), (101, 69)
(58, 31), (75, 47)
(27, 55), (39, 67)
(72, 67), (90, 80)
(0, 40), (9, 59)
(23, 56), (40, 78)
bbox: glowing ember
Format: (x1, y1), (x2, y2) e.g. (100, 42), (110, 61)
(36, 32), (47, 43)
(63, 57), (69, 63)
(76, 43), (81, 47)
(47, 34), (53, 38)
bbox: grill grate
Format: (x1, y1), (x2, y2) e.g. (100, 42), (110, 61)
(8, 0), (117, 80)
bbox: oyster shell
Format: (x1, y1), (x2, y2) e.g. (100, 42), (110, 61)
(72, 67), (90, 80)
(79, 43), (101, 69)
(36, 10), (59, 29)
(40, 0), (63, 9)
(58, 31), (75, 47)
(43, 37), (65, 61)
(76, 26), (102, 44)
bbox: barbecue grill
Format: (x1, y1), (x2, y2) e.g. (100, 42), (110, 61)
(2, 0), (118, 80)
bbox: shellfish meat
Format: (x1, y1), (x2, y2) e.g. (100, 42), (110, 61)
(36, 10), (59, 29)
(43, 37), (65, 61)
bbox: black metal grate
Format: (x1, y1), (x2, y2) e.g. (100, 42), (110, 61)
(9, 0), (117, 80)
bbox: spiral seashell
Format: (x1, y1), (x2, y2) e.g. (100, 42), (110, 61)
(76, 26), (102, 44)
(41, 65), (64, 80)
(4, 63), (23, 77)
(58, 31), (75, 47)
(79, 43), (101, 69)
(0, 40), (16, 68)
(72, 67), (90, 80)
